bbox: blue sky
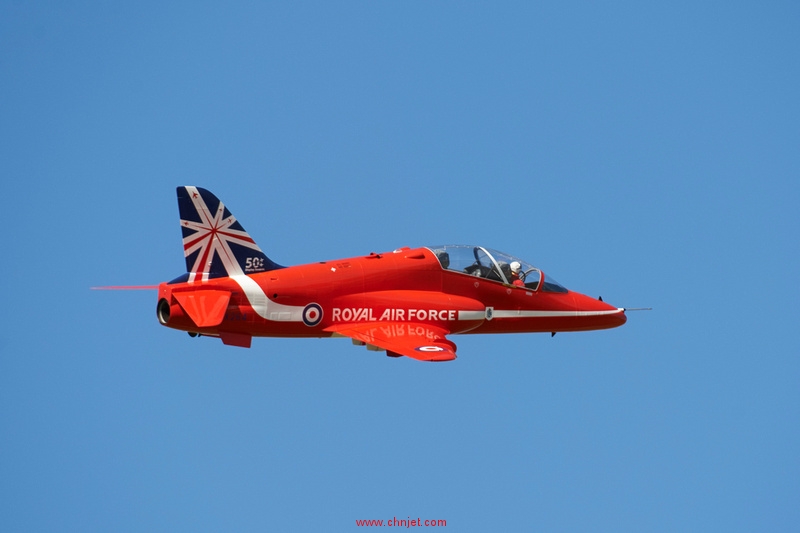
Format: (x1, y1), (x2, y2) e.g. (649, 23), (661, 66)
(2, 2), (798, 531)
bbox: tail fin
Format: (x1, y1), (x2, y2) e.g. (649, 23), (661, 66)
(177, 186), (283, 281)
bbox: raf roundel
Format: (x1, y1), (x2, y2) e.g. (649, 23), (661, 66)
(415, 346), (446, 353)
(302, 303), (323, 327)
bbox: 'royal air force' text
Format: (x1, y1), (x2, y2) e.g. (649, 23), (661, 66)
(332, 308), (458, 322)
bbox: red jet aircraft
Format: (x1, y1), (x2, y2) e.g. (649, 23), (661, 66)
(150, 187), (626, 361)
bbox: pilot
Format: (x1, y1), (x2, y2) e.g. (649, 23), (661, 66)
(510, 261), (524, 286)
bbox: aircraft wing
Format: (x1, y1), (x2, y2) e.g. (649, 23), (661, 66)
(325, 322), (457, 362)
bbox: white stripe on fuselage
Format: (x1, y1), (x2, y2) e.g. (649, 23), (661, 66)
(230, 274), (304, 322)
(219, 276), (624, 324)
(490, 309), (624, 318)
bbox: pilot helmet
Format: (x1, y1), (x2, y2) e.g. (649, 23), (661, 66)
(510, 261), (521, 274)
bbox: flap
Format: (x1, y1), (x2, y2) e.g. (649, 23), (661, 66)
(173, 290), (231, 328)
(327, 322), (457, 362)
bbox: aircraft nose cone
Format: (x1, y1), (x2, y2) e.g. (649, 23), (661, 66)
(572, 293), (627, 330)
(599, 305), (627, 329)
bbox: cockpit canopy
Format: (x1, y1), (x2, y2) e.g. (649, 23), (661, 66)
(426, 245), (568, 293)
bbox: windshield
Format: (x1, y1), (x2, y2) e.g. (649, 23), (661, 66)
(541, 273), (568, 293)
(427, 245), (544, 290)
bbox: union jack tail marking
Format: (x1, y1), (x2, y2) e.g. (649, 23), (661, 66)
(177, 186), (282, 281)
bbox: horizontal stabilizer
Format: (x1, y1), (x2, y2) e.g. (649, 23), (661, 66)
(173, 290), (231, 328)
